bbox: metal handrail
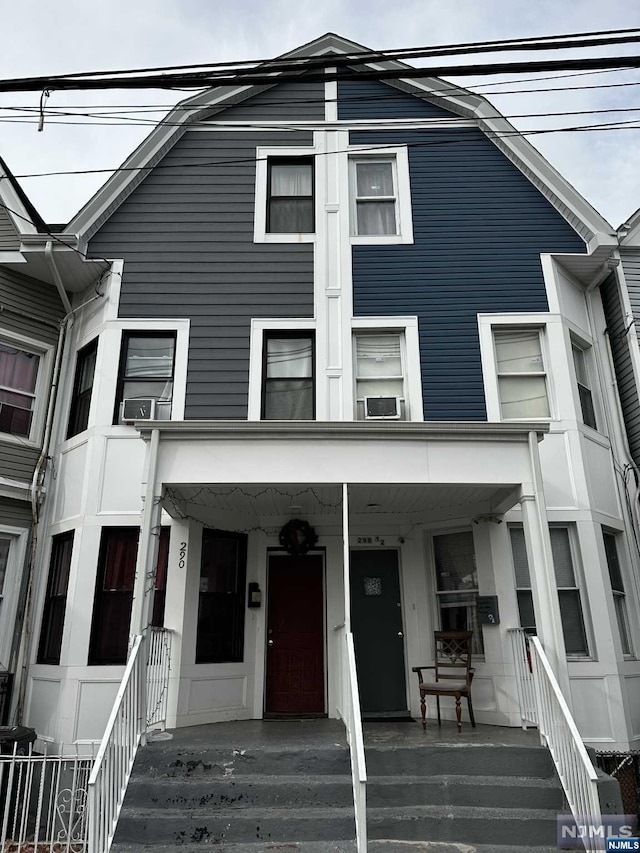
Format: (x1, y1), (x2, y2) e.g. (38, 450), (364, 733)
(335, 623), (367, 853)
(526, 635), (602, 853)
(87, 634), (146, 853)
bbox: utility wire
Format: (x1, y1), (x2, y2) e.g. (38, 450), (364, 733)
(6, 27), (640, 85)
(3, 53), (640, 93)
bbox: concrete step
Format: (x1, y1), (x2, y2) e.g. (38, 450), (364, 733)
(112, 844), (357, 853)
(134, 742), (351, 778)
(367, 804), (558, 847)
(123, 773), (354, 809)
(113, 805), (357, 845)
(369, 844), (558, 853)
(367, 774), (565, 810)
(365, 745), (556, 778)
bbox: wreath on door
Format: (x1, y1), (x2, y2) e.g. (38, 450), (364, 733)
(279, 519), (318, 556)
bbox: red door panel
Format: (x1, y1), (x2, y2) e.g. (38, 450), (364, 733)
(265, 555), (324, 714)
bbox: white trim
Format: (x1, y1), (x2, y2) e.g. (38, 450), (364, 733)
(347, 145), (413, 245)
(0, 525), (29, 670)
(0, 475), (32, 501)
(248, 318), (317, 421)
(192, 118), (476, 130)
(0, 252), (26, 264)
(253, 144), (320, 244)
(325, 70), (338, 122)
(0, 169), (38, 236)
(351, 316), (423, 421)
(0, 328), (54, 447)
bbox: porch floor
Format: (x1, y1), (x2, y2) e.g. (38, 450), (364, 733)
(156, 717), (540, 748)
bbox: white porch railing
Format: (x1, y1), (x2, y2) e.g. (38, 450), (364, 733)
(146, 627), (172, 729)
(334, 623), (367, 853)
(511, 629), (602, 853)
(0, 744), (94, 852)
(507, 628), (538, 728)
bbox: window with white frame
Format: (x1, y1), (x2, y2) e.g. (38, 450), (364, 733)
(267, 157), (314, 234)
(354, 332), (406, 420)
(571, 342), (597, 429)
(602, 529), (633, 656)
(351, 157), (398, 236)
(262, 332), (314, 420)
(113, 332), (176, 424)
(0, 342), (41, 438)
(509, 525), (589, 656)
(494, 328), (550, 419)
(433, 530), (484, 655)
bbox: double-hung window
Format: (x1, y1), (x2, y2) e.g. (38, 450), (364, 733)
(267, 158), (314, 234)
(37, 531), (74, 665)
(89, 527), (139, 665)
(0, 342), (40, 438)
(114, 332), (175, 423)
(494, 329), (550, 419)
(355, 333), (406, 420)
(351, 158), (398, 236)
(262, 333), (314, 420)
(433, 530), (484, 655)
(67, 339), (98, 438)
(509, 525), (589, 656)
(602, 529), (633, 656)
(572, 343), (597, 429)
(196, 530), (247, 663)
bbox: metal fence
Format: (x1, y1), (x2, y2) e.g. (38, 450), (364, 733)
(596, 752), (640, 820)
(0, 745), (94, 852)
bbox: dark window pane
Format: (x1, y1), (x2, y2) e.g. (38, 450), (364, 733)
(517, 590), (536, 633)
(267, 158), (314, 234)
(38, 531), (74, 665)
(264, 379), (313, 419)
(151, 528), (170, 628)
(578, 384), (597, 429)
(196, 531), (247, 663)
(268, 198), (314, 233)
(603, 531), (624, 592)
(89, 528), (139, 664)
(558, 590), (589, 655)
(67, 340), (98, 438)
(263, 334), (314, 421)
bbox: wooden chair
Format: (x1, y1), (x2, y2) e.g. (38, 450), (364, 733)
(412, 631), (476, 733)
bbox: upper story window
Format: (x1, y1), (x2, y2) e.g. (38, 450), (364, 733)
(355, 332), (406, 420)
(67, 338), (98, 438)
(262, 332), (314, 420)
(0, 341), (40, 438)
(267, 158), (314, 234)
(114, 332), (175, 424)
(571, 342), (597, 429)
(494, 328), (550, 419)
(351, 158), (397, 235)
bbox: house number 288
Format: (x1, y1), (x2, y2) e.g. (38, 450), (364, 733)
(178, 542), (187, 569)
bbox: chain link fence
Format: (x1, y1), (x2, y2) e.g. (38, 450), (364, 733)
(596, 752), (640, 819)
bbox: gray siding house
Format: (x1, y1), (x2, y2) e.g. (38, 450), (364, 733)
(7, 35), (640, 758)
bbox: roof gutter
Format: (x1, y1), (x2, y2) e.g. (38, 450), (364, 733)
(44, 240), (73, 314)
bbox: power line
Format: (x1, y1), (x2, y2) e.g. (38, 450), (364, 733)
(7, 27), (640, 86)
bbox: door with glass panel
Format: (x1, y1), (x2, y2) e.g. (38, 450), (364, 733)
(433, 531), (484, 656)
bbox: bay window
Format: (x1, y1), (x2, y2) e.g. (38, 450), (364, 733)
(603, 529), (632, 656)
(0, 342), (40, 438)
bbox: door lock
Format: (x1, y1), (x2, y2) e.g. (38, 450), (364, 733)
(268, 639), (274, 646)
(397, 631), (404, 638)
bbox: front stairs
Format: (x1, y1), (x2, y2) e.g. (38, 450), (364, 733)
(110, 719), (566, 853)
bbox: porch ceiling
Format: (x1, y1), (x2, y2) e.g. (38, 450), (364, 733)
(161, 482), (520, 529)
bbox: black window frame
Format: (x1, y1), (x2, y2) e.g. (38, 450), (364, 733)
(67, 338), (98, 439)
(89, 527), (139, 665)
(37, 531), (74, 665)
(196, 530), (247, 664)
(261, 331), (315, 421)
(113, 331), (176, 425)
(266, 156), (315, 234)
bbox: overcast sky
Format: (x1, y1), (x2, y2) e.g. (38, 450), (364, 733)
(1, 0), (639, 227)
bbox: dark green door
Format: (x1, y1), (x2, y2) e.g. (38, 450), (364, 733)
(350, 549), (408, 716)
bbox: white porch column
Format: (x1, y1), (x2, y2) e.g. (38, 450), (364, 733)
(342, 482), (351, 630)
(521, 431), (571, 703)
(130, 428), (162, 639)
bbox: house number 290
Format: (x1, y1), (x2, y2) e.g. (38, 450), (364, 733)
(178, 542), (187, 569)
(357, 536), (386, 546)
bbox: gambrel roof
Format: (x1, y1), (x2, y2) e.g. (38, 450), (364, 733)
(64, 32), (614, 253)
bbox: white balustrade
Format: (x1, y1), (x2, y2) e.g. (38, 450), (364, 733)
(508, 627), (538, 728)
(146, 627), (172, 729)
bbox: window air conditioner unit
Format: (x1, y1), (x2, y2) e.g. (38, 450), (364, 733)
(364, 396), (401, 419)
(121, 398), (156, 422)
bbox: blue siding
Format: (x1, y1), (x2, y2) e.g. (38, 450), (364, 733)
(350, 129), (586, 420)
(339, 79), (460, 120)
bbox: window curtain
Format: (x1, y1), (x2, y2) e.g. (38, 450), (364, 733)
(271, 164), (312, 196)
(0, 344), (38, 393)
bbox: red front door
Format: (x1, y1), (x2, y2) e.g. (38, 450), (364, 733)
(265, 554), (325, 715)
